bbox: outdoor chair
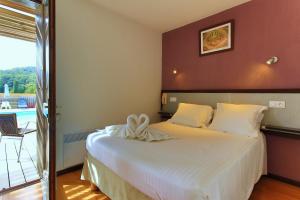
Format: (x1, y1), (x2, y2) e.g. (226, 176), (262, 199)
(0, 113), (36, 162)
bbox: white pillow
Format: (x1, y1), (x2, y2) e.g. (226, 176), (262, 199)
(209, 103), (268, 137)
(169, 103), (213, 127)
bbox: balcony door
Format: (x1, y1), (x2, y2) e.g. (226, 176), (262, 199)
(35, 0), (56, 199)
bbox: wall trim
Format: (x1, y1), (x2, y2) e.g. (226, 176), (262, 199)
(162, 89), (300, 93)
(266, 173), (300, 187)
(56, 164), (83, 176)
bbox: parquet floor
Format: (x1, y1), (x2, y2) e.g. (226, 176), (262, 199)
(1, 169), (300, 200)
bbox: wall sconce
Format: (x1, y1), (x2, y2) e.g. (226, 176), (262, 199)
(172, 68), (178, 75)
(266, 56), (279, 65)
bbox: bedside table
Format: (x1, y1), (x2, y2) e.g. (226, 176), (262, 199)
(158, 111), (173, 121)
(260, 125), (300, 186)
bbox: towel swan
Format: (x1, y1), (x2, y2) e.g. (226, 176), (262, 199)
(105, 114), (172, 142)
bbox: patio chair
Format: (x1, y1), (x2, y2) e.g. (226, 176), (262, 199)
(18, 98), (28, 109)
(0, 113), (36, 162)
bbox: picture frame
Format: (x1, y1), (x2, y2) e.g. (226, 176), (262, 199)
(199, 20), (234, 56)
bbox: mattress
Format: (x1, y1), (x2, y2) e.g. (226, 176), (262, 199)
(86, 122), (266, 200)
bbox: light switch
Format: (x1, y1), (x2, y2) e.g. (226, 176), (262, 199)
(269, 101), (286, 108)
(170, 97), (177, 102)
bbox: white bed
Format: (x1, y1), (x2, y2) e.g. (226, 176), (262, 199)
(86, 121), (266, 200)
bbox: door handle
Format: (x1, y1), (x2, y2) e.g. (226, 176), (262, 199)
(42, 102), (48, 118)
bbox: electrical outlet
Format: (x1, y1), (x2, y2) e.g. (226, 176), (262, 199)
(269, 101), (286, 108)
(169, 97), (177, 102)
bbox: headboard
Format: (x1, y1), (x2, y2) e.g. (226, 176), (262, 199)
(161, 90), (300, 129)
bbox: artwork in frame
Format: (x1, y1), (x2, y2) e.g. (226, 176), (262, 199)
(199, 20), (234, 56)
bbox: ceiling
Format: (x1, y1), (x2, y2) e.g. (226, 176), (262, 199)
(91, 0), (250, 32)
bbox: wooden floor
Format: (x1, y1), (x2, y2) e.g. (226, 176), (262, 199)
(249, 177), (300, 200)
(1, 170), (300, 200)
(0, 182), (42, 200)
(0, 132), (39, 192)
(56, 170), (110, 200)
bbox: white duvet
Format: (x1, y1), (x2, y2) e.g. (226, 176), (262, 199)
(86, 122), (266, 200)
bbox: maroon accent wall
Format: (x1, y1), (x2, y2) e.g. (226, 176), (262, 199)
(162, 0), (300, 183)
(162, 0), (300, 90)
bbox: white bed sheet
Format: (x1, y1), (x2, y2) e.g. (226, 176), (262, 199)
(86, 122), (266, 200)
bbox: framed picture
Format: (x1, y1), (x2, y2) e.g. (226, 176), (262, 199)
(199, 20), (234, 56)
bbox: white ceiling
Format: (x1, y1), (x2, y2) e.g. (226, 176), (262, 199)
(91, 0), (250, 32)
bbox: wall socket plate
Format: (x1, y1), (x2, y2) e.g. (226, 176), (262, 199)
(169, 97), (177, 102)
(269, 100), (286, 108)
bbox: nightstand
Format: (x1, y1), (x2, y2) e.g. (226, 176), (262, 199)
(158, 111), (173, 121)
(260, 125), (300, 186)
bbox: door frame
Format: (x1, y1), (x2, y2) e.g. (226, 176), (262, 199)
(47, 0), (56, 199)
(2, 0), (55, 197)
(0, 0), (55, 197)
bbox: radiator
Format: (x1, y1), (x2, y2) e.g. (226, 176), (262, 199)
(63, 132), (90, 168)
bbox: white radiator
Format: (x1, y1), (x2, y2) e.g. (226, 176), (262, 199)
(63, 132), (90, 168)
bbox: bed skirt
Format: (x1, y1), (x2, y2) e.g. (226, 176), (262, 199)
(81, 153), (151, 200)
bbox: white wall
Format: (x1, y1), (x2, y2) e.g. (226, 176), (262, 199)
(56, 0), (162, 170)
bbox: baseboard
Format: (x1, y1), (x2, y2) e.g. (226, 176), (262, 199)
(266, 173), (300, 187)
(56, 163), (83, 176)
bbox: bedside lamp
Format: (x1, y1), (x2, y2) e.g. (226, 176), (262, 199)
(266, 56), (279, 65)
(172, 68), (178, 75)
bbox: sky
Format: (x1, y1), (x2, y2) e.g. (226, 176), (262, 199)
(0, 36), (36, 70)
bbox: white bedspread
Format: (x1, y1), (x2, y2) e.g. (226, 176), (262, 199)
(86, 122), (266, 200)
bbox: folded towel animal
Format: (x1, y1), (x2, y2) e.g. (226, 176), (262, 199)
(105, 114), (173, 142)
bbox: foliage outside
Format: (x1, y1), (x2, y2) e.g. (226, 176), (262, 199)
(0, 67), (36, 94)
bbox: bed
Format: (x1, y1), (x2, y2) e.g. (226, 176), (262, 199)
(81, 121), (266, 200)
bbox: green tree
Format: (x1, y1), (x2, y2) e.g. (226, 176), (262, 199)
(0, 67), (36, 94)
(13, 80), (18, 93)
(25, 83), (36, 93)
(0, 79), (3, 93)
